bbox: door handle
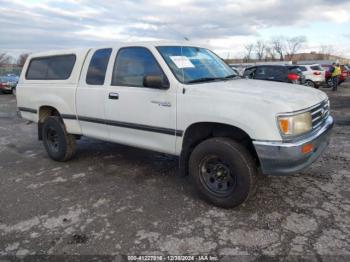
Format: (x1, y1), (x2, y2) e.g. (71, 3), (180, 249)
(109, 92), (119, 100)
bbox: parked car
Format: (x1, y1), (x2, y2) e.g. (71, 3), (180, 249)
(0, 75), (18, 94)
(17, 42), (333, 208)
(346, 65), (350, 77)
(322, 64), (348, 88)
(297, 64), (325, 88)
(243, 65), (306, 85)
(340, 65), (349, 81)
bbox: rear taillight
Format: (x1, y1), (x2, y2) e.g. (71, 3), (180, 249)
(288, 73), (299, 81)
(313, 72), (321, 75)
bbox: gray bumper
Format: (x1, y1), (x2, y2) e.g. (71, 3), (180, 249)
(253, 116), (334, 176)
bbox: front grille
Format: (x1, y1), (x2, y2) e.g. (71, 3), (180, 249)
(310, 100), (330, 129)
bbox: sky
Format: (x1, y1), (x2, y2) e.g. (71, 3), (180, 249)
(0, 0), (350, 60)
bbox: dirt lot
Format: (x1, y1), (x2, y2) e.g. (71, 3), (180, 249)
(0, 83), (350, 260)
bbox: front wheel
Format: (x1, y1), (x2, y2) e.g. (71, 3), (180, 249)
(189, 137), (257, 208)
(42, 116), (76, 161)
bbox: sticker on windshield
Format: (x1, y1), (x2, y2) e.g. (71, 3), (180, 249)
(169, 56), (195, 68)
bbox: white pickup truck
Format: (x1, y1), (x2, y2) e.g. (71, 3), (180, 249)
(17, 42), (333, 208)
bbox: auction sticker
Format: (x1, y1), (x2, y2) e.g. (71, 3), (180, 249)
(169, 56), (195, 68)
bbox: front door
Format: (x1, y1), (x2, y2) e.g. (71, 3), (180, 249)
(104, 47), (177, 154)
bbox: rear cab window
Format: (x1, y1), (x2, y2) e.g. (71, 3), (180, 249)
(26, 55), (76, 80)
(86, 48), (112, 85)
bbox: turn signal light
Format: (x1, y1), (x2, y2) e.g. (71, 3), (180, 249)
(279, 119), (289, 134)
(301, 143), (313, 154)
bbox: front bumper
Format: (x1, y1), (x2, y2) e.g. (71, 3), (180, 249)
(253, 116), (334, 175)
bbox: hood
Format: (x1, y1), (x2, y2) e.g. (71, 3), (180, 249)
(188, 78), (328, 112)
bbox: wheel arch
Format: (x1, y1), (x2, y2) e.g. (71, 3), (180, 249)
(179, 122), (260, 176)
(38, 105), (62, 140)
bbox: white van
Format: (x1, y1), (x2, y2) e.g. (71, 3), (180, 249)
(17, 42), (333, 208)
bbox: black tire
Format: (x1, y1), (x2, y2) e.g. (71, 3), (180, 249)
(42, 116), (76, 162)
(189, 137), (257, 208)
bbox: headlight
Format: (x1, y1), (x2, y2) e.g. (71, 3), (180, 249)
(277, 112), (312, 136)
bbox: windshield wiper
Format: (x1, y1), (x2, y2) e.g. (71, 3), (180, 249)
(187, 77), (222, 84)
(187, 74), (239, 84)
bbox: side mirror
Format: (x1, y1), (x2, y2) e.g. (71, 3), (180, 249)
(143, 75), (169, 89)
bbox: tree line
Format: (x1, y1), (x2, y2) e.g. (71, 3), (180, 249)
(242, 36), (341, 62)
(243, 36), (307, 62)
(0, 53), (30, 67)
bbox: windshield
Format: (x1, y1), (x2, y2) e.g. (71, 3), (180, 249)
(157, 46), (237, 84)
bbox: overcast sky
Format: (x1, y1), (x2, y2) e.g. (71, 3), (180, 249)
(1, 0), (350, 59)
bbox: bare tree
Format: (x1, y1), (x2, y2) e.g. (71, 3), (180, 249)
(0, 53), (11, 66)
(265, 46), (277, 61)
(244, 43), (254, 62)
(271, 37), (285, 61)
(17, 53), (30, 67)
(255, 40), (266, 61)
(285, 36), (307, 61)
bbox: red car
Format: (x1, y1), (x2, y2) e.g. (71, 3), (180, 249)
(0, 76), (18, 94)
(343, 65), (350, 77)
(322, 64), (348, 87)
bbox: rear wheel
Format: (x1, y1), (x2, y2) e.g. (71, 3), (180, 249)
(189, 137), (257, 208)
(42, 116), (76, 161)
(305, 80), (315, 88)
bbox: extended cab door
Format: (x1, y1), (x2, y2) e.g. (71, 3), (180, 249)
(104, 46), (177, 154)
(76, 48), (112, 140)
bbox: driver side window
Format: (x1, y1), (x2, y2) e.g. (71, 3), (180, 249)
(111, 47), (167, 88)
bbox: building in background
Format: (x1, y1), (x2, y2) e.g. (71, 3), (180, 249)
(284, 52), (350, 64)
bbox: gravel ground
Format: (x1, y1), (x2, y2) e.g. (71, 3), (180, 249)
(0, 83), (349, 261)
